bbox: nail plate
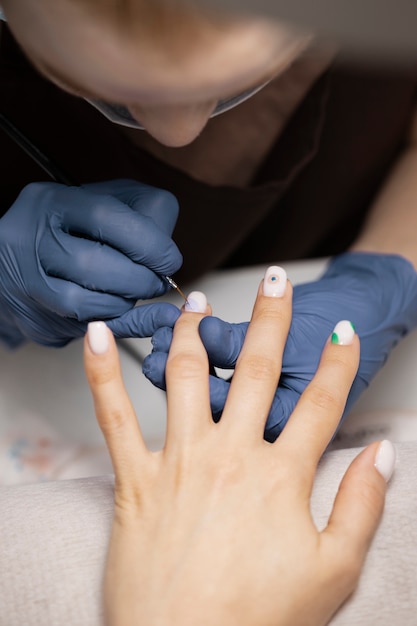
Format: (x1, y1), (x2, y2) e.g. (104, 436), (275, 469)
(88, 321), (109, 355)
(263, 266), (287, 297)
(374, 439), (396, 482)
(184, 291), (207, 313)
(331, 320), (355, 345)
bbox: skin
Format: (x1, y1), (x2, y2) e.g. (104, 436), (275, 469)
(1, 0), (312, 146)
(84, 275), (388, 626)
(351, 114), (417, 269)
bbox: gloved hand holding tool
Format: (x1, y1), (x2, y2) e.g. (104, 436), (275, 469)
(0, 179), (182, 347)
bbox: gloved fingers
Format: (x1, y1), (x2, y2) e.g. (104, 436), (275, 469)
(198, 316), (248, 368)
(142, 351), (168, 390)
(150, 326), (174, 352)
(263, 386), (302, 443)
(143, 349), (233, 422)
(107, 302), (180, 338)
(209, 375), (230, 420)
(82, 179), (180, 235)
(39, 229), (169, 299)
(0, 315), (27, 349)
(15, 312), (87, 347)
(143, 347), (231, 422)
(210, 378), (305, 442)
(57, 186), (182, 275)
(31, 274), (134, 320)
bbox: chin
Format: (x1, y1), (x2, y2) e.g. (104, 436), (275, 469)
(145, 122), (207, 147)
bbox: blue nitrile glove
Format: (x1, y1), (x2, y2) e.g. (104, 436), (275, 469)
(0, 179), (182, 348)
(143, 252), (417, 442)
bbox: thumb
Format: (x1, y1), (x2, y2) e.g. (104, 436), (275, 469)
(199, 317), (248, 368)
(324, 440), (396, 563)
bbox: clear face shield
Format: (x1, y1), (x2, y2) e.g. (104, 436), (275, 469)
(85, 81), (270, 129)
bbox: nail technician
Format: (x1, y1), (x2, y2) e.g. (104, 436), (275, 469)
(1, 0), (417, 439)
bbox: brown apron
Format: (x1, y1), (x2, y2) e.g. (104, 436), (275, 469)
(1, 23), (417, 286)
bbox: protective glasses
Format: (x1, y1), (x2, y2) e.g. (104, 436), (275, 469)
(85, 81), (270, 129)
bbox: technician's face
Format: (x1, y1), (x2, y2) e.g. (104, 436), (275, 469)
(3, 1), (312, 146)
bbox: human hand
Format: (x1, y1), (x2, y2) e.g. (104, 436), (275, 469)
(84, 267), (394, 626)
(0, 179), (182, 347)
(145, 252), (417, 441)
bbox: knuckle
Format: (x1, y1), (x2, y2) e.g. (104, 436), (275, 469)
(87, 361), (116, 388)
(240, 354), (279, 381)
(167, 351), (207, 380)
(100, 407), (129, 436)
(18, 182), (53, 207)
(150, 188), (179, 215)
(253, 306), (288, 327)
(354, 475), (385, 518)
(89, 201), (110, 225)
(307, 384), (342, 412)
(327, 350), (357, 373)
(335, 556), (362, 595)
(22, 181), (49, 196)
(58, 283), (85, 318)
(76, 243), (104, 276)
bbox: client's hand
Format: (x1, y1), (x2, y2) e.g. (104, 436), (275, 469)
(83, 267), (394, 626)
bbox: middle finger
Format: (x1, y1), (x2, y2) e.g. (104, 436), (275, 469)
(221, 267), (292, 443)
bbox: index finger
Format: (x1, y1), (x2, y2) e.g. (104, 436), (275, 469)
(84, 321), (150, 489)
(221, 266), (292, 443)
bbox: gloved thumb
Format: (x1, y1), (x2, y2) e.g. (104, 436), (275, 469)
(264, 386), (301, 442)
(199, 316), (248, 368)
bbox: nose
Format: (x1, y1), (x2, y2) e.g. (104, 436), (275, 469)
(128, 101), (217, 147)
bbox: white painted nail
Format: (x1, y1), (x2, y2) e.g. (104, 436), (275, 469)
(374, 439), (396, 482)
(88, 321), (109, 355)
(263, 266), (287, 297)
(184, 291), (207, 313)
(331, 320), (356, 345)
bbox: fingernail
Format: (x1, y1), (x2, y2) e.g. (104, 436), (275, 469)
(263, 266), (287, 297)
(184, 291), (207, 313)
(374, 439), (396, 482)
(88, 321), (109, 355)
(331, 320), (356, 345)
